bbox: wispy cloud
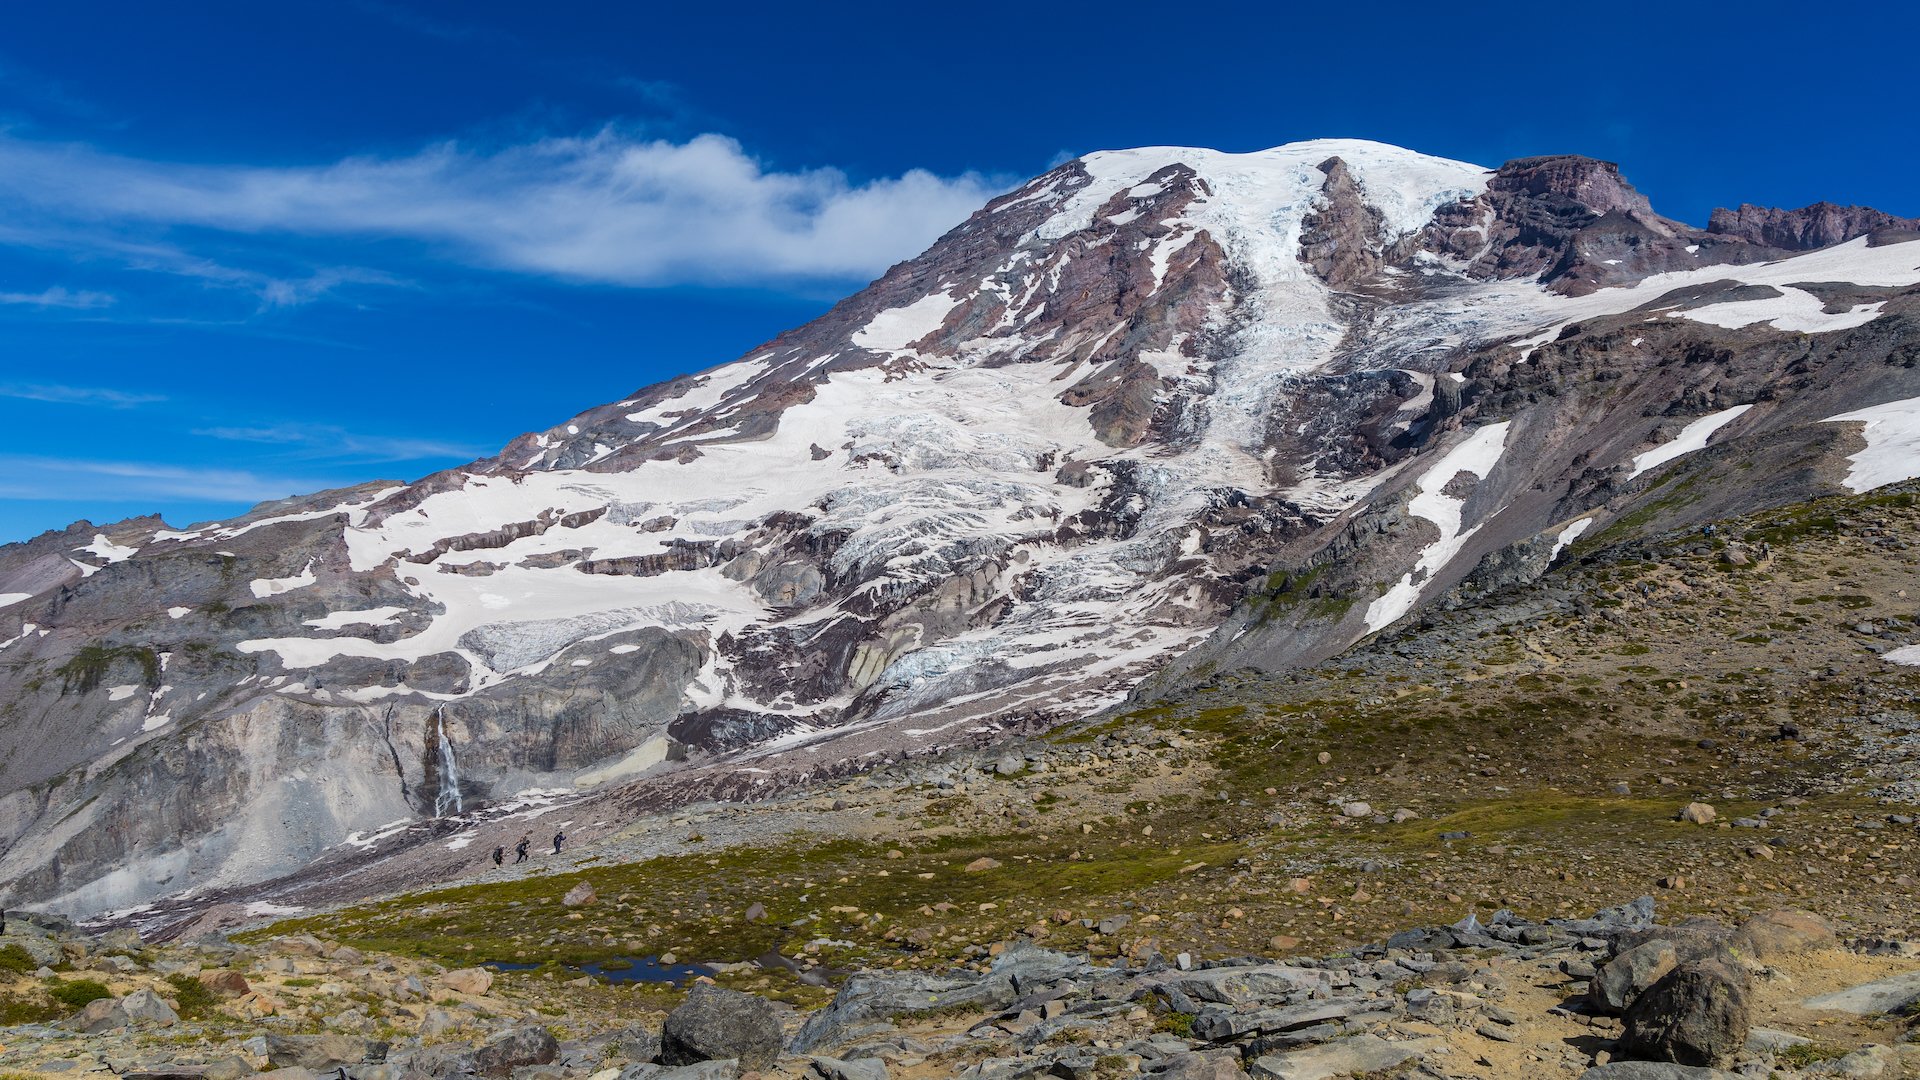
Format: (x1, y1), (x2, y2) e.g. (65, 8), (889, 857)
(193, 422), (485, 463)
(0, 455), (339, 504)
(0, 130), (1010, 287)
(0, 285), (115, 308)
(0, 382), (163, 407)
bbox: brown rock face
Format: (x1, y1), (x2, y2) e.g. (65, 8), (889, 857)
(1300, 156), (1387, 286)
(1708, 201), (1920, 250)
(196, 969), (251, 996)
(1487, 155), (1655, 218)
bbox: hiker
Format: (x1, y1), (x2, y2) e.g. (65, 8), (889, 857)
(552, 830), (566, 855)
(491, 845), (505, 867)
(514, 835), (530, 863)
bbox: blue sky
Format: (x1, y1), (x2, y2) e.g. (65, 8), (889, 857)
(3, 1), (1915, 543)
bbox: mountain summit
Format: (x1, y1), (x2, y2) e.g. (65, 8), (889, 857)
(3, 139), (1917, 918)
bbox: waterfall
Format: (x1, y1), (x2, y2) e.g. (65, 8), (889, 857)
(433, 712), (463, 817)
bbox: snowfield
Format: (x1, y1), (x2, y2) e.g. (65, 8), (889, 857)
(1825, 394), (1920, 493)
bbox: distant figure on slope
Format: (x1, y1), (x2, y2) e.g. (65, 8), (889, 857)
(514, 835), (530, 863)
(552, 830), (566, 855)
(491, 845), (505, 867)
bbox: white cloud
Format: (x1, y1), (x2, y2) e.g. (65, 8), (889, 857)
(193, 423), (485, 462)
(0, 285), (115, 308)
(0, 130), (1009, 287)
(0, 455), (342, 504)
(0, 382), (163, 407)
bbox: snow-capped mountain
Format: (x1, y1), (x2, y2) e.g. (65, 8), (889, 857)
(3, 139), (1917, 917)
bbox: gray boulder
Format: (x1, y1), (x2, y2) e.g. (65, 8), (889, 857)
(264, 1034), (379, 1070)
(1589, 939), (1679, 1015)
(1618, 958), (1751, 1068)
(1160, 1053), (1250, 1079)
(791, 968), (1016, 1053)
(1247, 1035), (1435, 1079)
(1802, 971), (1920, 1015)
(465, 1025), (560, 1078)
(120, 988), (180, 1026)
(810, 1057), (889, 1080)
(64, 996), (129, 1033)
(662, 984), (783, 1070)
(655, 1064), (740, 1080)
(1578, 1064), (1739, 1079)
(5, 934), (64, 967)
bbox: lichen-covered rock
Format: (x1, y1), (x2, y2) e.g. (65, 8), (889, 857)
(1728, 909), (1834, 959)
(1619, 958), (1752, 1068)
(1590, 940), (1679, 1015)
(661, 984), (781, 1070)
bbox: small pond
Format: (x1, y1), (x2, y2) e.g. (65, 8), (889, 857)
(483, 955), (712, 985)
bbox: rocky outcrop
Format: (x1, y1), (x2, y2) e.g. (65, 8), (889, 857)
(1708, 201), (1920, 250)
(1299, 156), (1386, 286)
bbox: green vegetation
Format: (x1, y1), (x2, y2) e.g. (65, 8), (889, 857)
(1776, 1042), (1852, 1068)
(0, 944), (39, 974)
(54, 643), (161, 695)
(164, 973), (223, 1020)
(0, 993), (62, 1025)
(48, 978), (112, 1008)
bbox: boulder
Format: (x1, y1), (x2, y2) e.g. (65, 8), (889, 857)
(197, 969), (251, 996)
(64, 997), (129, 1033)
(789, 966), (1019, 1053)
(810, 1057), (889, 1080)
(1728, 910), (1834, 959)
(661, 984), (782, 1069)
(441, 966), (495, 995)
(964, 857), (1002, 872)
(121, 988), (180, 1026)
(1247, 1035), (1435, 1079)
(1802, 971), (1920, 1015)
(1679, 803), (1716, 825)
(5, 933), (64, 966)
(268, 934), (328, 956)
(98, 927), (145, 951)
(600, 1024), (663, 1065)
(466, 1025), (560, 1078)
(1589, 940), (1679, 1015)
(419, 1007), (466, 1038)
(654, 1064), (740, 1080)
(1618, 958), (1751, 1068)
(1160, 1054), (1250, 1079)
(1578, 1064), (1739, 1079)
(563, 882), (598, 907)
(264, 1034), (378, 1070)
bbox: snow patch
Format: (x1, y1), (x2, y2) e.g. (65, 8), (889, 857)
(1824, 394), (1920, 493)
(852, 291), (960, 353)
(1677, 290), (1885, 333)
(1885, 644), (1920, 667)
(168, 607), (192, 619)
(1629, 405), (1752, 479)
(250, 560), (318, 599)
(0, 593), (32, 609)
(79, 534), (138, 562)
(304, 606), (406, 630)
(1365, 422), (1513, 632)
(1549, 518), (1594, 561)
